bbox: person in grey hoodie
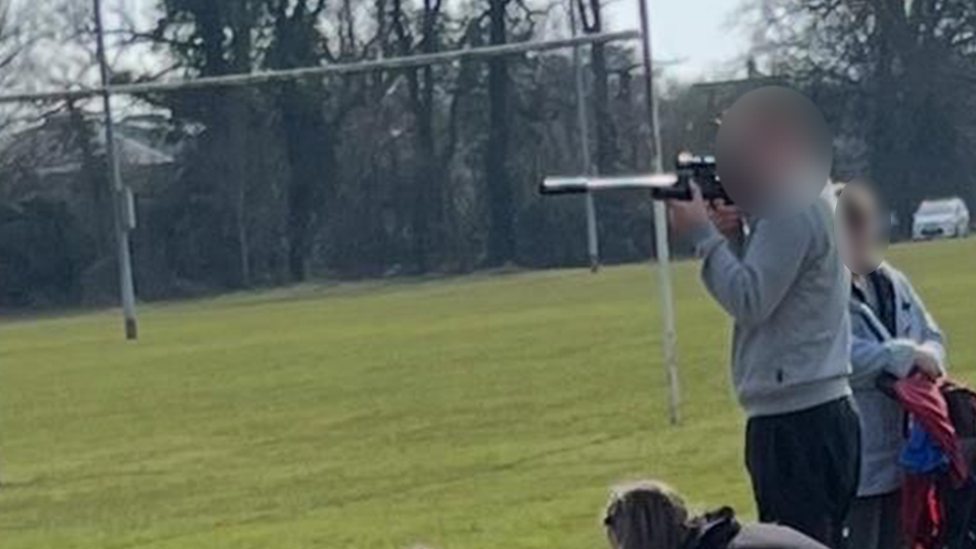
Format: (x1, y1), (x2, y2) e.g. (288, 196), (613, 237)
(669, 183), (860, 549)
(837, 185), (945, 549)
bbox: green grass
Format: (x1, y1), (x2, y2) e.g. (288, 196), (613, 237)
(0, 238), (974, 549)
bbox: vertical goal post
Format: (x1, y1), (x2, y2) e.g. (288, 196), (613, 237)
(92, 0), (139, 341)
(539, 1), (681, 425)
(0, 30), (638, 336)
(638, 0), (681, 426)
(567, 0), (601, 274)
(0, 18), (680, 425)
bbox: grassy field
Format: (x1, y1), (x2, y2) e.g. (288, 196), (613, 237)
(0, 238), (973, 549)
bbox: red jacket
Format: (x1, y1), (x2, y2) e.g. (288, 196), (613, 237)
(893, 374), (969, 549)
(894, 374), (968, 484)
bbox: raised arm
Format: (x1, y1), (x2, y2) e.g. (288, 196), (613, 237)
(693, 214), (811, 326)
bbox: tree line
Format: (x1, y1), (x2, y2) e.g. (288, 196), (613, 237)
(0, 0), (973, 308)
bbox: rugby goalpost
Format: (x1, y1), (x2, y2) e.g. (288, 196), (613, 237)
(0, 0), (681, 424)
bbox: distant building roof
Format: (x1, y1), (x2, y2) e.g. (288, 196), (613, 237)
(673, 74), (789, 153)
(0, 112), (178, 178)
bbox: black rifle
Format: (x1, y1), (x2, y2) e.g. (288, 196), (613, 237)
(540, 152), (732, 204)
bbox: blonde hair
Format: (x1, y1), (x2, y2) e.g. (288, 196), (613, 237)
(603, 480), (694, 549)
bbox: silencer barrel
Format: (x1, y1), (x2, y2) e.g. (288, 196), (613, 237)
(540, 174), (679, 195)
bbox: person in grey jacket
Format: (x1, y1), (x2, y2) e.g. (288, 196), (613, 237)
(839, 187), (945, 549)
(670, 184), (859, 548)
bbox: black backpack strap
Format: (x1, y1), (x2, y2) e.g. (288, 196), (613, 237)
(870, 270), (898, 336)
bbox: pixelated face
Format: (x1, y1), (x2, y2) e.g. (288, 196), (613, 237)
(716, 86), (832, 219)
(745, 113), (803, 179)
(836, 178), (890, 275)
(845, 191), (876, 262)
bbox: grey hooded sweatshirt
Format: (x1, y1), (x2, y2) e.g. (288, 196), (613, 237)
(689, 198), (852, 418)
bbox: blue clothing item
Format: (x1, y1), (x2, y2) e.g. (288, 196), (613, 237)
(901, 421), (949, 474)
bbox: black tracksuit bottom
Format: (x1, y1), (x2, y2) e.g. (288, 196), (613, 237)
(745, 396), (861, 549)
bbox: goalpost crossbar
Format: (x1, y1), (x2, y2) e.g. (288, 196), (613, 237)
(0, 30), (641, 104)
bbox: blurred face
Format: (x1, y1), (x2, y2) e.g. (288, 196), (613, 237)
(716, 86), (832, 219)
(836, 179), (890, 275)
(844, 193), (877, 270)
(744, 114), (804, 183)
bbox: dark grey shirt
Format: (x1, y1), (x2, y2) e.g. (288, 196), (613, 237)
(730, 524), (830, 549)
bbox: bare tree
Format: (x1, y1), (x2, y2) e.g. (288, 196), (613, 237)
(742, 0), (976, 230)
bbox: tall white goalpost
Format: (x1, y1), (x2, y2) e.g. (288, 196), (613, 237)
(638, 0), (681, 425)
(0, 2), (681, 424)
(567, 0), (601, 273)
(540, 2), (680, 423)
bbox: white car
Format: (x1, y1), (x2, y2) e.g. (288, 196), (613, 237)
(912, 197), (971, 240)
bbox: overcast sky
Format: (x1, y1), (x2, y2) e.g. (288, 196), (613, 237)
(104, 0), (754, 84)
(8, 0), (753, 89)
(608, 0), (752, 82)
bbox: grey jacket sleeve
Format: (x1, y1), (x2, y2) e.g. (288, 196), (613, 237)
(691, 214), (812, 326)
(902, 273), (947, 372)
(850, 332), (917, 388)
